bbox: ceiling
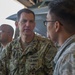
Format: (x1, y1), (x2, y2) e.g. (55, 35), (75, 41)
(16, 0), (43, 8)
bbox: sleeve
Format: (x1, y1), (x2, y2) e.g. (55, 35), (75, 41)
(59, 52), (75, 75)
(0, 49), (8, 75)
(0, 43), (12, 75)
(44, 41), (57, 75)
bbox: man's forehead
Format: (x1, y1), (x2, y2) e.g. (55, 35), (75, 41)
(0, 25), (9, 30)
(20, 12), (34, 17)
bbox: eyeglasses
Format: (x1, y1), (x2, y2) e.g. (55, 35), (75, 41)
(43, 20), (56, 26)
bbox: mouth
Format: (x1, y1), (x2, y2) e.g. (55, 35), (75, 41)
(23, 29), (30, 32)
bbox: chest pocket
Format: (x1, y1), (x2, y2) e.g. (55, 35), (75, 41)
(25, 53), (43, 74)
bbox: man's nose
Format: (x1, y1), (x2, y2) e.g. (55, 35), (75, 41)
(26, 21), (30, 26)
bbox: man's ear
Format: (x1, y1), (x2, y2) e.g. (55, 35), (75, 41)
(15, 21), (18, 28)
(55, 21), (61, 32)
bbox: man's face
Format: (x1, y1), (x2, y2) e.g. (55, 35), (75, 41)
(46, 11), (57, 42)
(18, 12), (35, 36)
(0, 25), (9, 43)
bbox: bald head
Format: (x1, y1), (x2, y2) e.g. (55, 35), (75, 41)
(0, 24), (14, 47)
(0, 24), (14, 37)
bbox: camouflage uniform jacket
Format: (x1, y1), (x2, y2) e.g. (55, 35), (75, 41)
(0, 34), (57, 75)
(53, 35), (75, 75)
(0, 44), (3, 53)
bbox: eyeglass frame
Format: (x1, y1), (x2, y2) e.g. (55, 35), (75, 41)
(43, 20), (56, 26)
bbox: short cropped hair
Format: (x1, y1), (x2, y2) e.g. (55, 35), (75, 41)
(1, 24), (14, 37)
(48, 0), (75, 33)
(17, 8), (35, 21)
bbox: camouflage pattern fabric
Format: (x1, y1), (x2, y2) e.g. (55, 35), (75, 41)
(0, 34), (57, 75)
(53, 35), (75, 75)
(0, 45), (3, 53)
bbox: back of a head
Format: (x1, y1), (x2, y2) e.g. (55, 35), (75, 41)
(17, 8), (35, 21)
(48, 0), (75, 33)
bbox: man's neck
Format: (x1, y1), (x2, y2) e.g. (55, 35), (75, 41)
(58, 33), (74, 46)
(21, 33), (35, 43)
(1, 43), (8, 48)
(20, 33), (35, 50)
(1, 39), (12, 48)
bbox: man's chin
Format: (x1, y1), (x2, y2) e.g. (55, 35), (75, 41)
(23, 33), (30, 36)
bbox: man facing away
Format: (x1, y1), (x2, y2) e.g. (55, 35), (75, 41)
(45, 0), (75, 75)
(0, 24), (14, 49)
(0, 8), (57, 75)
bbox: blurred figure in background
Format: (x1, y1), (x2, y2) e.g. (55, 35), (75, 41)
(46, 0), (75, 75)
(0, 24), (14, 49)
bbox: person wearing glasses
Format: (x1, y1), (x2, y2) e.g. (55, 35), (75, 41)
(0, 8), (57, 75)
(45, 0), (75, 75)
(0, 24), (14, 49)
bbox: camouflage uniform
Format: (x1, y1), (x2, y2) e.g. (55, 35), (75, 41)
(0, 44), (3, 53)
(53, 35), (75, 75)
(0, 44), (4, 75)
(0, 34), (57, 75)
